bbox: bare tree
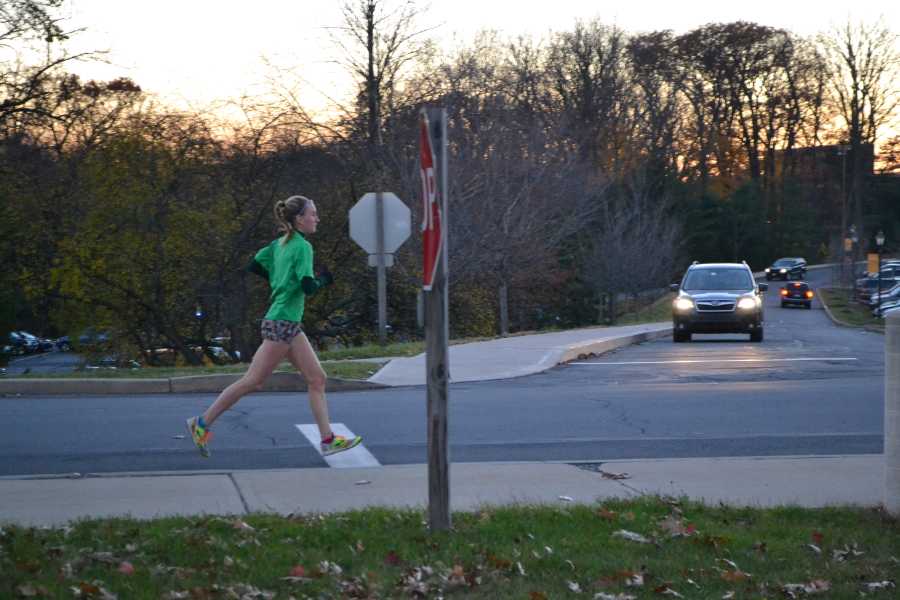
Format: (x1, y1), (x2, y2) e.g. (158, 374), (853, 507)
(584, 172), (682, 323)
(0, 0), (98, 133)
(331, 0), (434, 162)
(819, 18), (900, 247)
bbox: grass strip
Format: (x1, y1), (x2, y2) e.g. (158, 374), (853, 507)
(616, 294), (672, 325)
(818, 288), (884, 330)
(3, 497), (898, 599)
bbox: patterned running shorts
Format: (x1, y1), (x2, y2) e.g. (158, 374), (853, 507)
(260, 319), (303, 344)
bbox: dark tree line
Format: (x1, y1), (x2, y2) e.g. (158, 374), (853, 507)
(2, 0), (898, 365)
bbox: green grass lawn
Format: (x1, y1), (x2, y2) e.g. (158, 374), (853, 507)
(3, 498), (898, 599)
(616, 294), (672, 325)
(818, 288), (884, 330)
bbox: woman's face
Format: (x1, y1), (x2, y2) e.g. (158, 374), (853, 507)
(293, 201), (319, 234)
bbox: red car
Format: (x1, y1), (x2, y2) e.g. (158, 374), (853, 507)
(780, 282), (813, 309)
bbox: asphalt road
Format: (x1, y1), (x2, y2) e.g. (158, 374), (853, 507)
(4, 349), (82, 375)
(0, 267), (886, 477)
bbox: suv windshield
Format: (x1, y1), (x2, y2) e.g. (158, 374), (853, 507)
(683, 268), (753, 291)
(772, 259), (795, 267)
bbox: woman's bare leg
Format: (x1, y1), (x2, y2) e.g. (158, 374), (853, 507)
(287, 332), (331, 439)
(202, 340), (289, 427)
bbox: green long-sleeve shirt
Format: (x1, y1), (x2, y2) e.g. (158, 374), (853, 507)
(250, 232), (315, 322)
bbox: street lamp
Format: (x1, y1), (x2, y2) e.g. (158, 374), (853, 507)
(876, 230), (886, 316)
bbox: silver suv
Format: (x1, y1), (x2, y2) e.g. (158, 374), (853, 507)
(670, 261), (768, 343)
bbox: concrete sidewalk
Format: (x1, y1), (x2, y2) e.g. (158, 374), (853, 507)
(0, 455), (884, 527)
(369, 322), (670, 385)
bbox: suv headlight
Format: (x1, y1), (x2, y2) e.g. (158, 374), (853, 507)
(779, 268), (787, 274)
(765, 268), (770, 273)
(736, 297), (758, 310)
(674, 297), (694, 311)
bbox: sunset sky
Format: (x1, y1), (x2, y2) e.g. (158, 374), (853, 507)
(61, 1), (897, 120)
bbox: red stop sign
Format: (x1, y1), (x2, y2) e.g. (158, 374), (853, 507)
(419, 110), (442, 290)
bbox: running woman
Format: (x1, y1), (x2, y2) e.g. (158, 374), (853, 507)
(186, 195), (361, 458)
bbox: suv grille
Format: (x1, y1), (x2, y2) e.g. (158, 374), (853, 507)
(696, 301), (735, 312)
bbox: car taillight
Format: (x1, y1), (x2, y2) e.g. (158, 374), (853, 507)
(805, 291), (814, 299)
(780, 289), (788, 296)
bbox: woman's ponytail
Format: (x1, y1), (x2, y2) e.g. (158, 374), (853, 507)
(274, 195), (310, 244)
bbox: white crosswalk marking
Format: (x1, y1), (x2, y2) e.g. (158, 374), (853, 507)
(295, 423), (380, 468)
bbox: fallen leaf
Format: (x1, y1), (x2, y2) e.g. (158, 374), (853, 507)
(613, 530), (652, 544)
(384, 550), (401, 566)
(488, 554), (512, 569)
(319, 560), (342, 575)
(448, 564), (467, 586)
(231, 520), (254, 532)
(597, 508), (617, 521)
(289, 565), (305, 577)
(567, 580), (582, 593)
(594, 594), (637, 600)
(811, 531), (824, 545)
(807, 543), (822, 554)
(720, 570), (750, 583)
(559, 495), (575, 502)
(832, 543), (864, 561)
(16, 584), (41, 598)
(529, 593), (548, 600)
(516, 561), (526, 576)
(721, 592), (735, 599)
(544, 545), (554, 555)
(659, 514), (694, 537)
(653, 584), (683, 597)
(117, 561), (134, 576)
(783, 580), (831, 596)
(864, 581), (895, 591)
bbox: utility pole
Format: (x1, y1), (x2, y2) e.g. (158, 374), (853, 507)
(837, 144), (850, 287)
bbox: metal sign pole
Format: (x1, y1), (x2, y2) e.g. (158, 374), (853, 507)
(424, 107), (450, 531)
(376, 191), (387, 345)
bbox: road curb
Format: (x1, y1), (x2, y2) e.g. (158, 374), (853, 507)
(557, 327), (672, 364)
(0, 374), (385, 396)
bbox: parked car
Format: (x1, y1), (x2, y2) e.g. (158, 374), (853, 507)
(78, 329), (110, 346)
(856, 274), (900, 302)
(5, 332), (28, 355)
(14, 331), (40, 353)
(765, 257), (807, 281)
(779, 281), (814, 309)
(874, 298), (900, 318)
(55, 336), (72, 351)
(868, 281), (900, 307)
(863, 263), (900, 279)
(670, 261), (767, 343)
